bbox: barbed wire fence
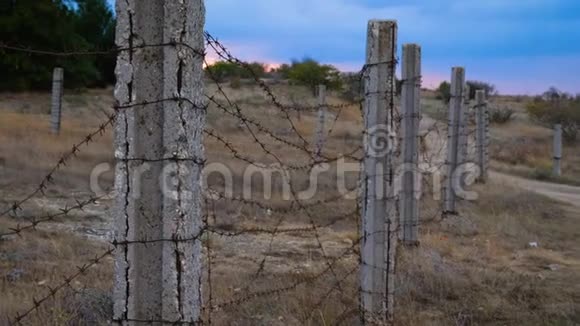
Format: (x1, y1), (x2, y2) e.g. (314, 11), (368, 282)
(0, 5), (488, 325)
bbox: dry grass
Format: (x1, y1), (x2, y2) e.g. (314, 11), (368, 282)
(1, 86), (580, 325)
(0, 218), (113, 324)
(490, 117), (580, 185)
(397, 182), (580, 325)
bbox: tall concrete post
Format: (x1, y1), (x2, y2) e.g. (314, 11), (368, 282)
(443, 67), (465, 215)
(464, 84), (470, 104)
(50, 67), (63, 134)
(361, 20), (397, 324)
(475, 90), (488, 182)
(458, 83), (469, 165)
(113, 0), (206, 323)
(399, 44), (421, 245)
(314, 84), (327, 160)
(553, 124), (562, 176)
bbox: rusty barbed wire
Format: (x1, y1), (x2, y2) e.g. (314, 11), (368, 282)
(0, 98), (208, 238)
(0, 195), (105, 238)
(204, 127), (362, 172)
(0, 27), (470, 326)
(207, 236), (360, 311)
(0, 113), (115, 220)
(205, 95), (363, 163)
(201, 41), (361, 297)
(0, 41), (205, 58)
(11, 248), (114, 325)
(204, 32), (360, 113)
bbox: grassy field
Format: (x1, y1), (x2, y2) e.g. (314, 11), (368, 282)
(422, 89), (580, 186)
(1, 85), (579, 325)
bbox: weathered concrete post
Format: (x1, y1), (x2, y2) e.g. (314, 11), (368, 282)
(399, 44), (421, 245)
(113, 0), (205, 323)
(553, 124), (562, 176)
(314, 84), (327, 160)
(50, 67), (63, 134)
(443, 67), (465, 215)
(475, 90), (488, 182)
(361, 19), (397, 324)
(458, 83), (469, 165)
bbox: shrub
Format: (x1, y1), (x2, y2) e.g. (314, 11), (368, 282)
(205, 61), (266, 82)
(286, 58), (342, 95)
(488, 106), (514, 124)
(340, 73), (362, 102)
(531, 167), (553, 181)
(436, 81), (451, 103)
(435, 80), (497, 103)
(230, 76), (241, 89)
(466, 80), (497, 100)
(562, 124), (578, 143)
(526, 89), (580, 143)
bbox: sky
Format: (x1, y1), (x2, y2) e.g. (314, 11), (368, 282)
(109, 0), (580, 95)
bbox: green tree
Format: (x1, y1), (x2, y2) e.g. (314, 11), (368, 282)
(240, 62), (266, 79)
(436, 81), (451, 103)
(527, 88), (580, 142)
(205, 61), (266, 82)
(287, 58), (342, 94)
(340, 73), (362, 102)
(466, 80), (497, 100)
(75, 0), (116, 85)
(205, 61), (239, 82)
(273, 63), (291, 80)
(0, 0), (114, 90)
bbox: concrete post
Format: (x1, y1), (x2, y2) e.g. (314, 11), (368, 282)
(443, 67), (465, 214)
(399, 44), (421, 245)
(314, 84), (327, 160)
(50, 67), (63, 134)
(475, 90), (488, 182)
(553, 124), (562, 176)
(458, 83), (469, 165)
(113, 0), (205, 323)
(361, 19), (397, 324)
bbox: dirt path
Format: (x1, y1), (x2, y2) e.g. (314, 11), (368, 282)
(421, 115), (580, 208)
(489, 171), (580, 208)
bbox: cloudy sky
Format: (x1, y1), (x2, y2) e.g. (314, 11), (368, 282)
(111, 0), (580, 95)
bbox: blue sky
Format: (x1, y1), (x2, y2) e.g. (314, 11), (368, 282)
(110, 0), (580, 95)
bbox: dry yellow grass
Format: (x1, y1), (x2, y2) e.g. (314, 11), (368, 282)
(0, 220), (113, 324)
(490, 117), (580, 185)
(1, 86), (579, 325)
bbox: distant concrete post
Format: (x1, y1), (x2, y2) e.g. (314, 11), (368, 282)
(50, 67), (63, 134)
(314, 84), (327, 160)
(113, 0), (205, 323)
(553, 124), (562, 176)
(361, 19), (397, 324)
(443, 67), (465, 215)
(475, 90), (488, 182)
(458, 83), (469, 165)
(399, 44), (421, 245)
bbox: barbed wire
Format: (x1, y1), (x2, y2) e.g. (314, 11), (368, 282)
(0, 113), (116, 220)
(204, 32), (360, 113)
(0, 41), (205, 58)
(11, 248), (114, 324)
(0, 195), (105, 238)
(0, 26), (476, 326)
